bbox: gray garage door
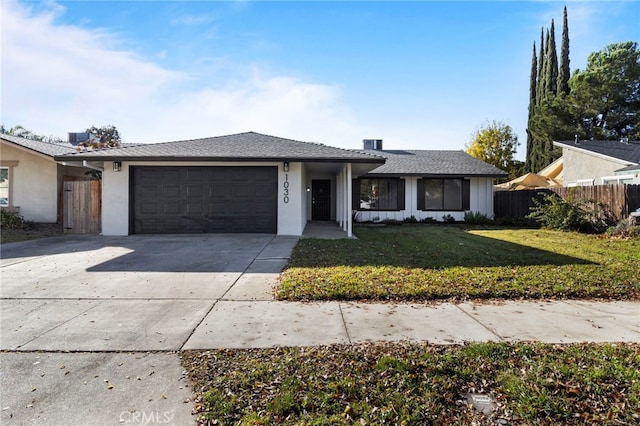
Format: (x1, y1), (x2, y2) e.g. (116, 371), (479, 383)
(131, 166), (277, 234)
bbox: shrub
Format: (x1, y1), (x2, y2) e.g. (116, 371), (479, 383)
(403, 215), (418, 223)
(0, 209), (28, 230)
(442, 214), (456, 223)
(463, 211), (493, 225)
(527, 192), (615, 233)
(606, 218), (640, 239)
(420, 217), (438, 224)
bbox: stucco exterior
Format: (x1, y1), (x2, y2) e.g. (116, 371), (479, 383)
(0, 142), (88, 222)
(561, 147), (631, 186)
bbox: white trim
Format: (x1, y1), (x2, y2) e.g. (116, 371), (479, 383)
(602, 174), (635, 184)
(347, 163), (352, 237)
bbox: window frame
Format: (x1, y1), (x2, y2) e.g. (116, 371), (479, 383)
(352, 178), (405, 211)
(417, 178), (470, 212)
(0, 161), (18, 208)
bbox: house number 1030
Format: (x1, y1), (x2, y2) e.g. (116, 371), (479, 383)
(283, 173), (289, 203)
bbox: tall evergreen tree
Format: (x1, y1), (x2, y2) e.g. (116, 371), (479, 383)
(557, 6), (570, 95)
(526, 11), (569, 172)
(525, 42), (538, 172)
(536, 28), (546, 105)
(544, 20), (558, 97)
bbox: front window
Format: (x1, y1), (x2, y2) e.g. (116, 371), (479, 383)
(358, 178), (401, 211)
(420, 178), (469, 211)
(0, 166), (9, 207)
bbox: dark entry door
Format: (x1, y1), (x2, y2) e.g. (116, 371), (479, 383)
(311, 179), (331, 221)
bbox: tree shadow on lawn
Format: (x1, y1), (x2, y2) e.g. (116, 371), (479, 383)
(291, 226), (596, 269)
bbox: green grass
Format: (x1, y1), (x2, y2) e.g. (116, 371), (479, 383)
(277, 225), (640, 301)
(182, 342), (640, 425)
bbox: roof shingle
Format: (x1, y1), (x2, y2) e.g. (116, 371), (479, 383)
(357, 150), (508, 177)
(1, 134), (76, 157)
(554, 139), (640, 164)
(54, 132), (385, 163)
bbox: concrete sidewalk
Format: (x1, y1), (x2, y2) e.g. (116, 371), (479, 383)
(1, 233), (638, 426)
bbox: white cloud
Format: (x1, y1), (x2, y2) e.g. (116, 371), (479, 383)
(0, 0), (369, 147)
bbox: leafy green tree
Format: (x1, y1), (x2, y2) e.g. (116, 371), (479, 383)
(1, 124), (63, 143)
(79, 125), (122, 148)
(466, 121), (521, 180)
(568, 41), (640, 140)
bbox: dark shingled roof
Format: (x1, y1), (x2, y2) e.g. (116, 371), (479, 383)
(554, 139), (640, 164)
(54, 132), (385, 163)
(1, 134), (77, 157)
(356, 150), (508, 177)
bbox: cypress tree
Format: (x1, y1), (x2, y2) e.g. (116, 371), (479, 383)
(536, 27), (546, 105)
(544, 21), (558, 97)
(525, 42), (538, 172)
(557, 6), (570, 95)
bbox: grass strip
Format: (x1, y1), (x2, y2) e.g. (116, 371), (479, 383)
(182, 342), (640, 425)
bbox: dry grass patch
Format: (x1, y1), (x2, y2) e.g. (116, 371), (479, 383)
(182, 342), (640, 425)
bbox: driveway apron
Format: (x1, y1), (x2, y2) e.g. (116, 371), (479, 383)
(1, 234), (297, 426)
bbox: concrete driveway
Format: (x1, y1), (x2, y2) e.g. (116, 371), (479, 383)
(1, 233), (298, 426)
(1, 234), (297, 351)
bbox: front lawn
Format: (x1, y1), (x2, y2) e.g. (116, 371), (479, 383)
(182, 342), (640, 425)
(277, 225), (640, 301)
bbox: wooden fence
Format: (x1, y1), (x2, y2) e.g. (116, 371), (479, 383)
(494, 184), (640, 221)
(62, 178), (101, 234)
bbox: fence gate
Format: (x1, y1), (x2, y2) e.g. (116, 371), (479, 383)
(63, 179), (101, 234)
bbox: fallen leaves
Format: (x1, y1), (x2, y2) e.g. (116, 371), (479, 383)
(181, 342), (640, 425)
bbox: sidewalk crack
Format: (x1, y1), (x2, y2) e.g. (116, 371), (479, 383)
(338, 303), (352, 344)
(454, 304), (504, 342)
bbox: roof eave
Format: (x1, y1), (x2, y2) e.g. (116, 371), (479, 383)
(2, 139), (59, 160)
(53, 155), (385, 164)
(361, 172), (507, 178)
(553, 141), (635, 165)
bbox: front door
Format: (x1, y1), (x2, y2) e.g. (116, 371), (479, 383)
(311, 179), (331, 221)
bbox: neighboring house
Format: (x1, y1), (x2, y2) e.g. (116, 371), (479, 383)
(554, 139), (640, 186)
(54, 132), (506, 237)
(0, 134), (93, 222)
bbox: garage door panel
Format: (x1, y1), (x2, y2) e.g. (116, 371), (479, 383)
(132, 166), (277, 234)
(164, 202), (181, 214)
(162, 185), (180, 198)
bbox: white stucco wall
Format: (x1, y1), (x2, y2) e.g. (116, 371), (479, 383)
(356, 177), (495, 222)
(1, 143), (58, 222)
(101, 161), (307, 236)
(562, 147), (631, 186)
(278, 161), (305, 236)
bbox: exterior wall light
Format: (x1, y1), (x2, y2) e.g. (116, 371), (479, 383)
(306, 186), (310, 192)
(113, 161), (122, 172)
(283, 162), (289, 172)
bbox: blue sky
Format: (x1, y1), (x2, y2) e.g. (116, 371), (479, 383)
(2, 1), (638, 159)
